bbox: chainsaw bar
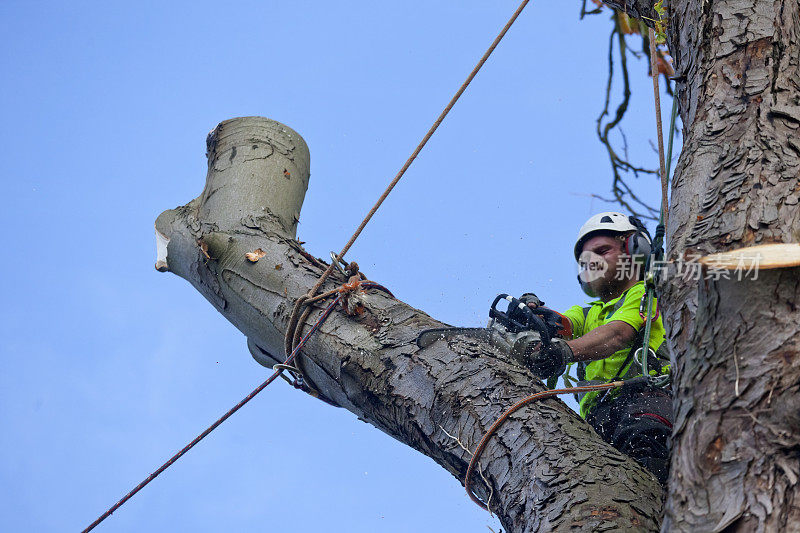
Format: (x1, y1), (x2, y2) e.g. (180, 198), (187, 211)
(415, 327), (493, 349)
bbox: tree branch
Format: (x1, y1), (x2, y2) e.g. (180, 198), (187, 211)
(594, 12), (661, 220)
(155, 117), (664, 532)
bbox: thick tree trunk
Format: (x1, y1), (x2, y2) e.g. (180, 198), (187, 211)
(659, 0), (800, 531)
(596, 0), (800, 528)
(155, 117), (663, 532)
(603, 0), (800, 529)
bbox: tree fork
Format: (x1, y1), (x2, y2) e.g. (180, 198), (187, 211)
(155, 116), (663, 532)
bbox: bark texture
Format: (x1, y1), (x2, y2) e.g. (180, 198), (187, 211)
(655, 0), (800, 531)
(157, 0), (800, 528)
(156, 117), (664, 532)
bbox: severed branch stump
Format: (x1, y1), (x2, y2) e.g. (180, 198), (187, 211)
(155, 116), (663, 532)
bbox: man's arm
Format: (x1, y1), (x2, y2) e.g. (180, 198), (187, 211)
(566, 320), (637, 362)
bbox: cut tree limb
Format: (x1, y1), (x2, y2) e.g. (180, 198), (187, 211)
(155, 116), (663, 532)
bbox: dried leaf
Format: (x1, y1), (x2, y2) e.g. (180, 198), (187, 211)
(657, 52), (675, 77)
(618, 13), (637, 35)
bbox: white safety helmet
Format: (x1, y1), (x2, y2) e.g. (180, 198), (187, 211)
(573, 212), (649, 260)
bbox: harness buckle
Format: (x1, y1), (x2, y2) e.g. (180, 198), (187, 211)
(633, 346), (670, 387)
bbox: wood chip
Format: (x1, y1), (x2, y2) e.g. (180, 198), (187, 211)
(245, 248), (267, 262)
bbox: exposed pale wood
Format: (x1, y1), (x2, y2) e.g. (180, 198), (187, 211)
(699, 243), (800, 270)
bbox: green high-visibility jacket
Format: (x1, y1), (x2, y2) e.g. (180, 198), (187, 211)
(563, 281), (667, 417)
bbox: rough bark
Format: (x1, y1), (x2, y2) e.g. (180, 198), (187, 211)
(156, 0), (800, 528)
(155, 117), (664, 532)
(645, 0), (800, 531)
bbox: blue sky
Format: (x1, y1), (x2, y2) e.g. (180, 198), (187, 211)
(0, 1), (674, 531)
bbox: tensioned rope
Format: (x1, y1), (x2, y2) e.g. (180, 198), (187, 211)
(83, 2), (533, 530)
(83, 280), (393, 533)
(82, 294), (342, 532)
(638, 27), (674, 378)
(649, 28), (669, 226)
(285, 0), (532, 388)
(305, 0), (532, 297)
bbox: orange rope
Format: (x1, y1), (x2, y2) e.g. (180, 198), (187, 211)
(464, 381), (625, 510)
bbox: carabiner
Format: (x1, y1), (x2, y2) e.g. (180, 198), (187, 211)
(638, 293), (660, 322)
(330, 251), (353, 277)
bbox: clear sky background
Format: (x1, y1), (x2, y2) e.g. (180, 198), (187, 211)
(1, 1), (675, 531)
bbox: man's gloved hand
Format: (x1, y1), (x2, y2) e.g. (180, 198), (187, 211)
(519, 292), (545, 308)
(527, 339), (574, 379)
(506, 294), (544, 332)
(517, 292), (573, 339)
(507, 292), (547, 332)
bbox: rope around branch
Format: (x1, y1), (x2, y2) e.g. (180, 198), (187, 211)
(464, 381), (626, 510)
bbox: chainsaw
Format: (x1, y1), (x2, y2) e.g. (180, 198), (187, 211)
(415, 294), (570, 363)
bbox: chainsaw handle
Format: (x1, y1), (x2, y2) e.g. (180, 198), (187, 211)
(489, 294), (552, 344)
(489, 294), (522, 330)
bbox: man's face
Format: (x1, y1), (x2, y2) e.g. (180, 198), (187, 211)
(578, 234), (631, 298)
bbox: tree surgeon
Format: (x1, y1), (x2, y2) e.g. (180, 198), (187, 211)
(519, 211), (673, 482)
